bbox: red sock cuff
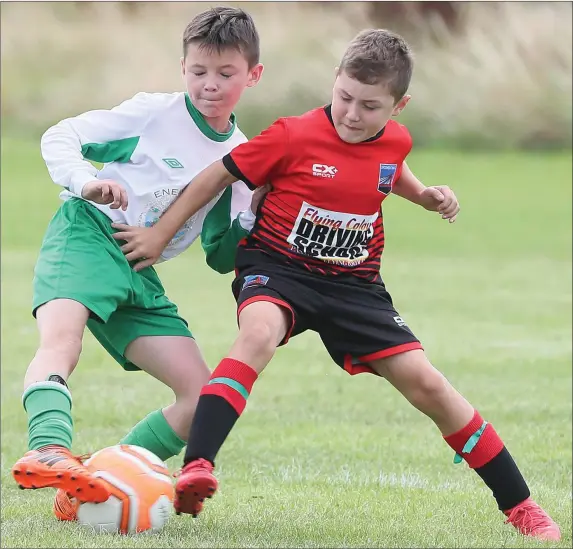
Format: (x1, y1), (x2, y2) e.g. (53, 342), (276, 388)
(444, 409), (483, 451)
(444, 409), (504, 469)
(209, 358), (258, 393)
(200, 358), (259, 415)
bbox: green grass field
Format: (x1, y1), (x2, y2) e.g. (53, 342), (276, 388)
(1, 137), (571, 548)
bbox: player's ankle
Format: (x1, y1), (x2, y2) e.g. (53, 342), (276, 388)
(184, 456), (214, 467)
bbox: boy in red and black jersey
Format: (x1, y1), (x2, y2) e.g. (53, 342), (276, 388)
(223, 103), (411, 280)
(117, 29), (560, 541)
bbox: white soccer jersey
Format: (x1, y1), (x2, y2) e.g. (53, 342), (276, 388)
(40, 91), (255, 266)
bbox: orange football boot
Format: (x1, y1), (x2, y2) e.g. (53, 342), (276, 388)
(12, 445), (109, 503)
(53, 489), (80, 521)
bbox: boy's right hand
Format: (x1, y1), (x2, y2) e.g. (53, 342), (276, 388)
(111, 224), (169, 271)
(82, 179), (128, 211)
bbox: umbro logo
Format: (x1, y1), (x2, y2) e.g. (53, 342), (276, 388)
(163, 158), (184, 169)
(312, 163), (338, 178)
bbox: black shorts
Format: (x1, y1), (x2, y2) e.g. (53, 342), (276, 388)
(232, 248), (423, 376)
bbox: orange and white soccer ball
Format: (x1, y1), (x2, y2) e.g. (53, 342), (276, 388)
(77, 444), (174, 534)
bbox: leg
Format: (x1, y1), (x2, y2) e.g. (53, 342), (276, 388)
(369, 349), (474, 435)
(317, 274), (560, 541)
(18, 199), (159, 506)
(12, 299), (109, 502)
(83, 260), (201, 462)
(118, 335), (210, 460)
(24, 299), (88, 388)
(185, 300), (290, 462)
(370, 350), (560, 541)
(175, 299), (292, 517)
(174, 257), (314, 517)
(228, 300), (291, 372)
(25, 197), (132, 454)
(20, 299), (85, 454)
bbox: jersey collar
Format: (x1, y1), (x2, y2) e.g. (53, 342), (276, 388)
(185, 93), (236, 142)
(323, 104), (386, 143)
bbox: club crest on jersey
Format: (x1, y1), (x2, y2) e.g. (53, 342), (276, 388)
(378, 164), (397, 195)
(242, 274), (269, 290)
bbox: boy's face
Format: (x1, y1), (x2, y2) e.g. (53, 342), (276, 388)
(331, 69), (410, 143)
(182, 44), (263, 121)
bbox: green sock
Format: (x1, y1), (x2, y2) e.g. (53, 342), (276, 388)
(119, 409), (186, 462)
(23, 381), (73, 451)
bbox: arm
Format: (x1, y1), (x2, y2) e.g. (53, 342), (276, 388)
(152, 119), (288, 250)
(114, 118), (288, 270)
(393, 161), (460, 222)
(113, 160), (239, 272)
(392, 161), (426, 205)
(40, 92), (151, 197)
(154, 160), (239, 249)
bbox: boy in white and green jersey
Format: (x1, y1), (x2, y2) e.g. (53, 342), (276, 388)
(12, 7), (265, 517)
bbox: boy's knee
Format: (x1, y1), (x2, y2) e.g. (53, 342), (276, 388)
(238, 320), (279, 359)
(408, 369), (449, 410)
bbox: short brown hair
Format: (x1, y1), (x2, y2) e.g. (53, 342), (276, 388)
(183, 7), (260, 68)
(338, 29), (414, 102)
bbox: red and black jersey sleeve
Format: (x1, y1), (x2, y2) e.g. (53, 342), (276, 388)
(222, 119), (288, 190)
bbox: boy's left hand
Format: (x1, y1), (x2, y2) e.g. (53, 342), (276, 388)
(419, 185), (460, 223)
(111, 224), (169, 271)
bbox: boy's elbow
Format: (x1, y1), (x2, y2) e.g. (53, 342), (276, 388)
(40, 125), (56, 150)
(40, 119), (74, 152)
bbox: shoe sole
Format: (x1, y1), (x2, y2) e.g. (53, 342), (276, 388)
(175, 474), (218, 517)
(12, 463), (109, 503)
(524, 528), (561, 542)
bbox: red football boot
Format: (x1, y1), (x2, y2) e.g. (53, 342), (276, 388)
(504, 498), (561, 541)
(174, 458), (218, 517)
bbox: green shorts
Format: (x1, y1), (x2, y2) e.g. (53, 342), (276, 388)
(33, 199), (193, 371)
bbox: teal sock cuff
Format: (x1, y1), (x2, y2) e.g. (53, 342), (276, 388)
(209, 377), (250, 400)
(22, 381), (73, 411)
(454, 421), (488, 464)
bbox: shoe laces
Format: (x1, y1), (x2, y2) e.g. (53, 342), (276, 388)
(45, 448), (94, 475)
(38, 445), (91, 462)
(505, 500), (552, 532)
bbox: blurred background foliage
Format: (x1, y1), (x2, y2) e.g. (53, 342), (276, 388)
(1, 1), (571, 149)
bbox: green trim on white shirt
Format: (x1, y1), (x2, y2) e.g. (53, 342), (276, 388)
(184, 93), (236, 142)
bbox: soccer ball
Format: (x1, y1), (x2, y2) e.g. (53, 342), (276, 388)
(77, 444), (174, 534)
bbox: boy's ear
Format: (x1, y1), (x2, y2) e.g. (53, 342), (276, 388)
(333, 66), (340, 83)
(392, 94), (411, 116)
(180, 56), (185, 76)
(247, 63), (264, 88)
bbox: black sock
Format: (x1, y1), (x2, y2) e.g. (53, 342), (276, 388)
(474, 447), (531, 511)
(184, 395), (240, 466)
(184, 358), (258, 466)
